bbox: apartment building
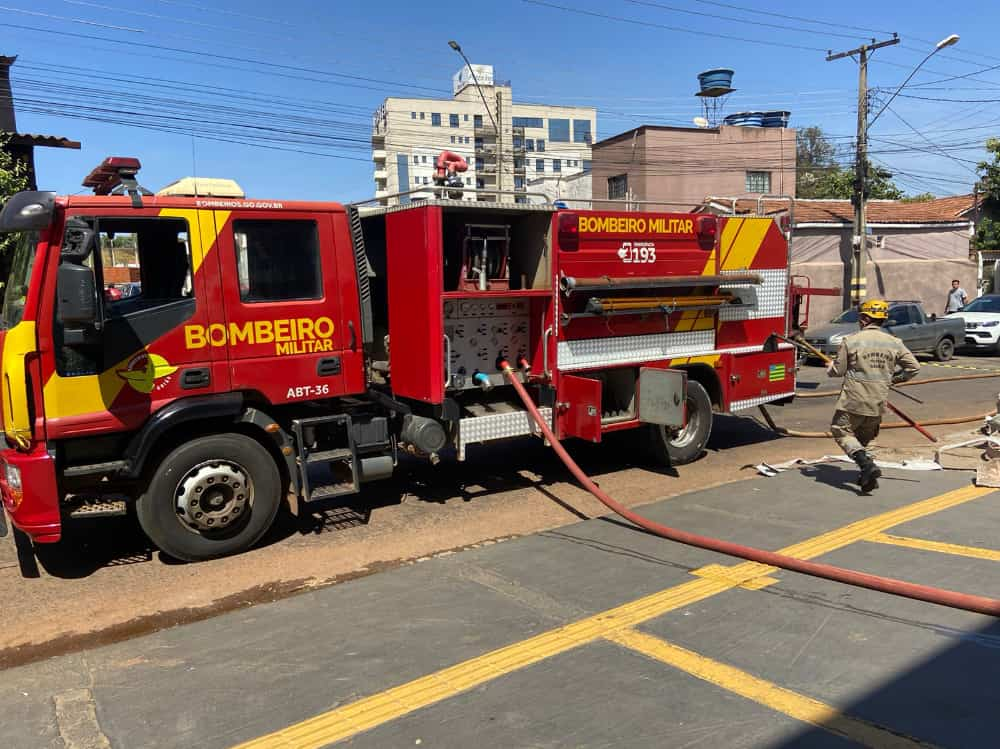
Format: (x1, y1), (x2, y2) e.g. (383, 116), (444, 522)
(591, 124), (796, 210)
(371, 65), (596, 202)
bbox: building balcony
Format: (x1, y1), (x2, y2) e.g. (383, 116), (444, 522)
(478, 164), (497, 174)
(373, 169), (387, 180)
(474, 125), (498, 137)
(371, 131), (385, 143)
(375, 189), (389, 198)
(372, 149), (386, 161)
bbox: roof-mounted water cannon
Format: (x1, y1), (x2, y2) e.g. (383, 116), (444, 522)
(82, 156), (152, 208)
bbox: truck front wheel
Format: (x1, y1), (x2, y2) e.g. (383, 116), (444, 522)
(137, 433), (282, 562)
(648, 380), (713, 466)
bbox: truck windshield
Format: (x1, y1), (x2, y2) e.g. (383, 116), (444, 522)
(1, 230), (39, 329)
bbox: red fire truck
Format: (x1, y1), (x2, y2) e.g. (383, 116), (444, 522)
(0, 158), (794, 561)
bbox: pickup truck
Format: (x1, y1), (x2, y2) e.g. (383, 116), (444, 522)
(803, 300), (963, 361)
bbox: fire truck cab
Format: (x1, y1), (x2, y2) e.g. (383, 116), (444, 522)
(0, 158), (795, 562)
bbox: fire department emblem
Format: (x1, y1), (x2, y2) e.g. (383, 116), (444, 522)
(116, 352), (179, 394)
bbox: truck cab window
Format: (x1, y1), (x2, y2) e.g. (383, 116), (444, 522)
(233, 219), (322, 302)
(98, 217), (193, 316)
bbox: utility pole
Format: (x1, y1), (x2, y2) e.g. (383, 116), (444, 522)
(827, 35), (899, 308)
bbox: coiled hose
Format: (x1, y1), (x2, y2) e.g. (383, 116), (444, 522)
(500, 363), (1000, 617)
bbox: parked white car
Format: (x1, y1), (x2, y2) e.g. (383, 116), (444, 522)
(948, 294), (1000, 353)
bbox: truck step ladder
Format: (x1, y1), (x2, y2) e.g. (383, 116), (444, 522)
(291, 415), (360, 502)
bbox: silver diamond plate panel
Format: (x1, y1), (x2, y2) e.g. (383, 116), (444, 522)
(457, 407), (553, 460)
(719, 268), (787, 321)
(557, 330), (715, 371)
(728, 391), (795, 412)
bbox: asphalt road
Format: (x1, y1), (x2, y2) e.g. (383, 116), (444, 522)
(2, 466), (996, 748)
(0, 353), (997, 673)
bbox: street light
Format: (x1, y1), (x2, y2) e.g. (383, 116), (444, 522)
(447, 40), (499, 135)
(869, 34), (959, 126)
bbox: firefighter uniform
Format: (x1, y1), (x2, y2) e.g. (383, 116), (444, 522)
(827, 300), (920, 490)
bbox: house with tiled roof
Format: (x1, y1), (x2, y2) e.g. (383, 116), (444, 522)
(702, 195), (980, 324)
(1, 55), (80, 189)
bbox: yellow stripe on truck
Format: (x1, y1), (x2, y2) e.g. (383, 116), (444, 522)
(158, 208), (229, 274)
(1, 321), (37, 447)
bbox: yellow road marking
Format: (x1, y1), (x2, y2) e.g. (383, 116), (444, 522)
(606, 628), (939, 749)
(869, 532), (1000, 561)
(232, 485), (993, 749)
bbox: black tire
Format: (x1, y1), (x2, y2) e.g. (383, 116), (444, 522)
(648, 380), (713, 466)
(136, 433), (281, 562)
(934, 337), (955, 361)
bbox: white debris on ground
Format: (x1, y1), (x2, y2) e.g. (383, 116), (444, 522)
(754, 455), (942, 477)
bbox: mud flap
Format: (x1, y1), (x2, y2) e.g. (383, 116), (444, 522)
(638, 368), (687, 427)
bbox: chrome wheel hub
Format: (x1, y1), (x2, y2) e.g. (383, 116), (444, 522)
(175, 461), (252, 534)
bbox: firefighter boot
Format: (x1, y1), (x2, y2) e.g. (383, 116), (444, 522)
(853, 450), (881, 493)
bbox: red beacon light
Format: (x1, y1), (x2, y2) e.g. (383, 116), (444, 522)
(696, 215), (718, 250)
(82, 156), (149, 207)
(557, 211), (580, 251)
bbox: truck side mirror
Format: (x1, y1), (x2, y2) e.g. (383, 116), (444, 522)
(56, 219), (101, 335)
(930, 313), (937, 321)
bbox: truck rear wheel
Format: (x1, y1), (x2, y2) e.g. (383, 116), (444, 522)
(137, 433), (282, 562)
(934, 337), (954, 361)
(648, 380), (713, 466)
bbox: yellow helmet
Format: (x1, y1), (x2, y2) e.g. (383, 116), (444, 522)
(859, 299), (889, 320)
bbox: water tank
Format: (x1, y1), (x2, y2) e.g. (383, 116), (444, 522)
(697, 68), (734, 93)
(762, 110), (790, 128)
(723, 111), (764, 127)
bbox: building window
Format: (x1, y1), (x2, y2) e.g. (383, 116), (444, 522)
(419, 112), (424, 120)
(422, 155), (428, 163)
(474, 114), (483, 128)
(583, 160), (592, 171)
(449, 113), (459, 128)
(475, 157), (485, 170)
(476, 178), (485, 189)
(514, 157), (525, 169)
(514, 176), (525, 189)
(536, 139), (545, 152)
(608, 174), (628, 200)
(745, 171), (771, 193)
(234, 220), (321, 303)
(413, 155), (419, 164)
(474, 137), (484, 150)
(410, 111), (416, 119)
(423, 177), (429, 185)
(549, 119), (570, 142)
(414, 176), (420, 185)
(465, 177), (471, 185)
(553, 159), (562, 172)
(450, 136), (456, 144)
(573, 119), (592, 143)
(536, 159), (545, 172)
(513, 136), (522, 149)
(512, 116), (544, 128)
(526, 139), (534, 151)
(431, 113), (441, 126)
(464, 114), (469, 122)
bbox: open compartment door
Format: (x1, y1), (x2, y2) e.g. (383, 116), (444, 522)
(638, 368), (686, 428)
(556, 374), (602, 443)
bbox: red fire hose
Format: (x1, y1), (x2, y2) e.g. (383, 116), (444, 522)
(499, 363), (1000, 617)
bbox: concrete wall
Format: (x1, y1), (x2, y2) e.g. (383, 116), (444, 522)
(792, 225), (976, 324)
(591, 125), (795, 209)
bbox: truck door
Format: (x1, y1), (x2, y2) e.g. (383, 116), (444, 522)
(42, 211), (217, 437)
(215, 211), (349, 404)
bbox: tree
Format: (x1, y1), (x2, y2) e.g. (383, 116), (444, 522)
(0, 134), (30, 257)
(796, 125), (904, 200)
(973, 138), (1000, 252)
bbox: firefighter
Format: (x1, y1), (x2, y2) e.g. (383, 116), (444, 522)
(826, 299), (920, 492)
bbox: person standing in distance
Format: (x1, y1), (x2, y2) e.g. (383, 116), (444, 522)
(945, 279), (968, 314)
(827, 299), (920, 493)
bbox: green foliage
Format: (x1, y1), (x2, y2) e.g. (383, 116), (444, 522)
(0, 134), (31, 257)
(900, 192), (935, 203)
(796, 125), (904, 200)
(973, 138), (1000, 252)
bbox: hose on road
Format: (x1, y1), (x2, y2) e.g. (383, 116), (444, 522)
(500, 363), (1000, 617)
(796, 370), (1000, 399)
(756, 405), (994, 439)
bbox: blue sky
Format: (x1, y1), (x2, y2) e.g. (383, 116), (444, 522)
(7, 0), (998, 200)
